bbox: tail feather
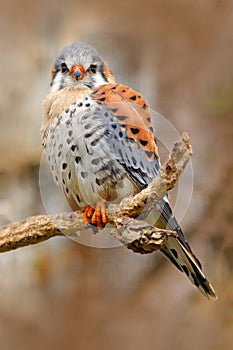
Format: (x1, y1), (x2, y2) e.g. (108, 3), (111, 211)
(152, 198), (218, 299)
(161, 236), (218, 300)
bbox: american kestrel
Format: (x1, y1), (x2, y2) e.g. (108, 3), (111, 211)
(41, 42), (217, 299)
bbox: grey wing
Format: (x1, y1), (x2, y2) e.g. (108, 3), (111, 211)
(105, 110), (161, 190)
(102, 104), (203, 270)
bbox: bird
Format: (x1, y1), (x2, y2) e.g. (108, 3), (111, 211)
(41, 42), (217, 300)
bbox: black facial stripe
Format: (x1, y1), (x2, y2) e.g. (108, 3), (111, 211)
(99, 62), (108, 82)
(100, 71), (108, 82)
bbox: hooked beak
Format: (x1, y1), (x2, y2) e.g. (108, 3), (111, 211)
(70, 65), (85, 80)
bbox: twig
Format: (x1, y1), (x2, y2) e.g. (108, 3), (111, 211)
(0, 132), (192, 254)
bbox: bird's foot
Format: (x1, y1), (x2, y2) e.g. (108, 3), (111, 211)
(82, 200), (108, 229)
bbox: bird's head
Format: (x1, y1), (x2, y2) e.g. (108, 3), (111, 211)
(50, 42), (115, 92)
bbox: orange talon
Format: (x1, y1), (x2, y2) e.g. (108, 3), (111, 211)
(82, 200), (108, 229)
(82, 205), (95, 225)
(91, 208), (101, 228)
(91, 200), (107, 229)
(100, 200), (107, 224)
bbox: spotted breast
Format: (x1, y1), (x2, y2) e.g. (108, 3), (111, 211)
(42, 84), (160, 210)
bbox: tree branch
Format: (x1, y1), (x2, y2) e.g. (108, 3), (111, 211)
(0, 132), (192, 254)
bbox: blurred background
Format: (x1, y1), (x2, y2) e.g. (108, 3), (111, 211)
(0, 0), (233, 349)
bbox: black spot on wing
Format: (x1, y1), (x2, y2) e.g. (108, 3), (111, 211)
(130, 95), (137, 101)
(145, 150), (154, 159)
(117, 115), (127, 121)
(130, 127), (140, 135)
(110, 108), (118, 113)
(140, 139), (148, 147)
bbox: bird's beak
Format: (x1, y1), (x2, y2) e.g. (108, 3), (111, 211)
(70, 65), (85, 80)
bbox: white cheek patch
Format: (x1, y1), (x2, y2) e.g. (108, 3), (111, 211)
(93, 72), (108, 87)
(50, 72), (65, 92)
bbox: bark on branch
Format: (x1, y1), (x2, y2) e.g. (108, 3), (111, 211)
(0, 132), (192, 254)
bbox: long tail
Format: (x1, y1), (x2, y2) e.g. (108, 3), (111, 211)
(161, 235), (217, 299)
(156, 198), (218, 300)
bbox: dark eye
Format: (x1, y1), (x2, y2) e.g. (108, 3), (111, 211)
(88, 64), (97, 74)
(61, 62), (68, 73)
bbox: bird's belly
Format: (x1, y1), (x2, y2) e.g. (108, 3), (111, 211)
(63, 145), (137, 209)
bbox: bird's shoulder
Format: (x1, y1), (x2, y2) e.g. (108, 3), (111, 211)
(92, 83), (159, 158)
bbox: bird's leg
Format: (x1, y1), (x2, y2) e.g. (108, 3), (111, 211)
(82, 200), (108, 229)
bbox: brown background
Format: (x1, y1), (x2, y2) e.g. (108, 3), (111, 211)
(0, 0), (232, 349)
